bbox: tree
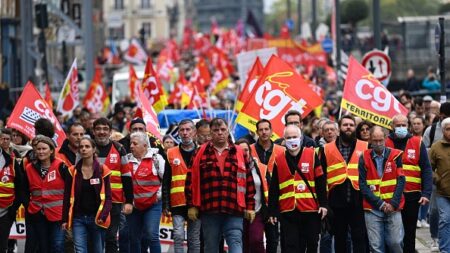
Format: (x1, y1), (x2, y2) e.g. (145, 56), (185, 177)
(439, 3), (450, 14)
(342, 0), (369, 26)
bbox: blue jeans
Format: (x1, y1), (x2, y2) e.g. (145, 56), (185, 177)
(201, 213), (243, 253)
(72, 215), (106, 253)
(364, 210), (403, 253)
(437, 196), (450, 253)
(27, 212), (65, 253)
(172, 214), (201, 253)
(119, 213), (129, 253)
(430, 185), (440, 238)
(127, 200), (162, 253)
(418, 202), (429, 221)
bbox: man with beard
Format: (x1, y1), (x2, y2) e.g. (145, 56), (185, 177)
(163, 119), (201, 253)
(92, 117), (133, 253)
(250, 119), (284, 253)
(385, 114), (432, 253)
(320, 115), (369, 252)
(57, 123), (85, 166)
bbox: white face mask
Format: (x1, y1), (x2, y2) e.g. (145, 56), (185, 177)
(285, 137), (301, 150)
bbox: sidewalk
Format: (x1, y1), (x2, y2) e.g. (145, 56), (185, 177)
(416, 225), (437, 252)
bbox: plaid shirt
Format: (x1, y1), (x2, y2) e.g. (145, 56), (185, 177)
(186, 142), (256, 216)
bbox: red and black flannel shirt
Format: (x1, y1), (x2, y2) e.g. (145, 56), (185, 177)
(185, 142), (256, 216)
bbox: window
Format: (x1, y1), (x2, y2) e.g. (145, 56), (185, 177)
(109, 25), (125, 40)
(114, 0), (124, 10)
(142, 23), (152, 38)
(141, 0), (151, 9)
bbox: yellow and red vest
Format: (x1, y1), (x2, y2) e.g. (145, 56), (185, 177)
(67, 165), (112, 229)
(56, 152), (73, 167)
(103, 144), (126, 203)
(26, 159), (65, 221)
(275, 148), (319, 212)
(191, 143), (247, 208)
(250, 144), (285, 175)
(131, 158), (160, 210)
(0, 161), (15, 208)
(362, 148), (405, 211)
(324, 140), (368, 191)
(167, 147), (188, 208)
(385, 136), (422, 193)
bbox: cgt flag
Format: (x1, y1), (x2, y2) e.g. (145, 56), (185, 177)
(236, 55), (323, 140)
(142, 58), (168, 113)
(57, 59), (79, 117)
(7, 82), (67, 147)
(83, 68), (110, 114)
(341, 56), (408, 129)
(235, 57), (264, 112)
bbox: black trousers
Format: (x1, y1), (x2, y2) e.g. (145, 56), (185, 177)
(264, 221), (279, 253)
(401, 194), (421, 253)
(0, 214), (14, 253)
(280, 211), (321, 253)
(105, 203), (122, 253)
(332, 206), (368, 253)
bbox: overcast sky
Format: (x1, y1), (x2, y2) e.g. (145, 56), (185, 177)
(264, 0), (275, 13)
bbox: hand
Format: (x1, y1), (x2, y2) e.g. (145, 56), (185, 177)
(163, 208), (171, 217)
(244, 210), (256, 223)
(418, 197), (429, 205)
(188, 207), (199, 221)
(61, 222), (68, 230)
(383, 203), (394, 214)
(122, 203), (133, 215)
(268, 217), (277, 225)
(318, 207), (328, 220)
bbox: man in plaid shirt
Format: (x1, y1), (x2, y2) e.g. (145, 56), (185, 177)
(186, 118), (256, 253)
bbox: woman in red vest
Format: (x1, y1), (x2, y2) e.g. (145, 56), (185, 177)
(23, 135), (69, 253)
(62, 137), (112, 253)
(236, 139), (267, 253)
(127, 131), (165, 253)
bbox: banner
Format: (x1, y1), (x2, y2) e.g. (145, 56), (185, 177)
(236, 47), (276, 86)
(341, 56), (408, 129)
(129, 65), (141, 102)
(7, 82), (67, 147)
(124, 38), (147, 65)
(137, 86), (162, 140)
(236, 57), (264, 112)
(44, 82), (53, 109)
(236, 55), (323, 139)
(57, 59), (79, 117)
(190, 58), (211, 88)
(142, 58), (168, 113)
(209, 66), (230, 95)
(83, 69), (110, 114)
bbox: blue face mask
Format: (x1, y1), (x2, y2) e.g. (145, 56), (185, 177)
(395, 127), (408, 139)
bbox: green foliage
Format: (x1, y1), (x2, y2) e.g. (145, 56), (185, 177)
(342, 0), (369, 25)
(380, 0), (440, 21)
(438, 3), (450, 14)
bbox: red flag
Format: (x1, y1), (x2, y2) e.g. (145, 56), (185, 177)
(136, 87), (161, 140)
(187, 81), (207, 109)
(341, 56), (408, 129)
(236, 57), (264, 112)
(7, 82), (66, 147)
(156, 48), (175, 82)
(83, 68), (110, 113)
(236, 55), (323, 140)
(168, 72), (188, 105)
(57, 59), (79, 117)
(129, 65), (141, 102)
(190, 58), (211, 88)
(44, 83), (53, 109)
(124, 39), (147, 65)
(209, 65), (230, 95)
(142, 58), (168, 113)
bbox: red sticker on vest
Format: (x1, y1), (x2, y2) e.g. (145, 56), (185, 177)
(48, 170), (56, 182)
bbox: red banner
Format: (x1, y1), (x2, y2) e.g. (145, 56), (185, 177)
(236, 57), (264, 112)
(44, 83), (53, 109)
(7, 82), (67, 147)
(57, 59), (79, 117)
(341, 56), (408, 129)
(236, 55), (323, 139)
(83, 69), (110, 114)
(137, 87), (161, 140)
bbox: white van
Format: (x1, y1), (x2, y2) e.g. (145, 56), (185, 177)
(111, 65), (145, 106)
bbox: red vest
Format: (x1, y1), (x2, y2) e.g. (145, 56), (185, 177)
(56, 152), (73, 167)
(362, 148), (405, 211)
(26, 159), (65, 221)
(191, 143), (247, 208)
(0, 161), (15, 208)
(167, 147), (188, 208)
(103, 144), (125, 203)
(385, 136), (422, 193)
(324, 140), (368, 191)
(67, 165), (112, 229)
(131, 158), (160, 210)
(275, 148), (319, 213)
